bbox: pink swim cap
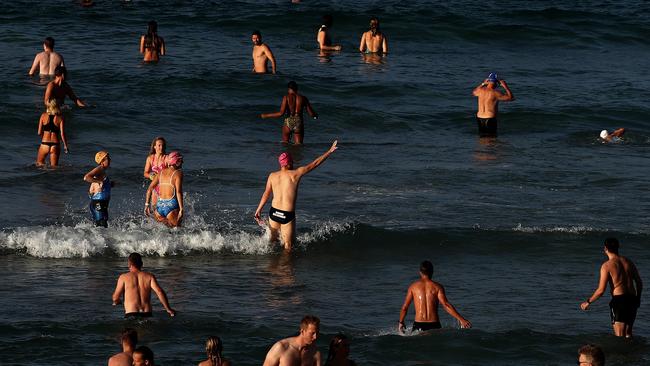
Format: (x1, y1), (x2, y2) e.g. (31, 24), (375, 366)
(165, 151), (183, 167)
(278, 152), (293, 167)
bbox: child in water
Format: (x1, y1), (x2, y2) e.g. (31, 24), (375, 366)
(83, 151), (113, 227)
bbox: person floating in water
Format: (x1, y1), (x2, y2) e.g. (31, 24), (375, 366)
(262, 315), (321, 366)
(254, 141), (338, 251)
(36, 99), (68, 167)
(260, 81), (318, 145)
(580, 238), (642, 338)
(140, 21), (165, 63)
(472, 72), (514, 137)
(84, 151), (113, 228)
(359, 17), (388, 54)
(600, 128), (625, 143)
(44, 66), (86, 108)
(145, 151), (184, 228)
(251, 30), (276, 74)
(28, 37), (64, 77)
(317, 15), (342, 52)
(112, 252), (176, 318)
(398, 260), (471, 332)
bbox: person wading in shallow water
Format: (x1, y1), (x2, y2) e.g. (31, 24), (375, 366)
(260, 81), (318, 145)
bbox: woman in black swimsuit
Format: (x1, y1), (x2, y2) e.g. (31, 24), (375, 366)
(36, 99), (68, 167)
(139, 20), (166, 62)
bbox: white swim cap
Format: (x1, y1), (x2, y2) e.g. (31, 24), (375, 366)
(600, 130), (608, 139)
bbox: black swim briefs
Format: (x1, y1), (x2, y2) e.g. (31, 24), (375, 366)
(125, 312), (153, 319)
(269, 206), (295, 224)
(412, 321), (441, 332)
(610, 294), (639, 325)
(477, 117), (497, 137)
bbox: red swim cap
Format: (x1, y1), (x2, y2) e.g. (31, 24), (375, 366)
(278, 152), (292, 167)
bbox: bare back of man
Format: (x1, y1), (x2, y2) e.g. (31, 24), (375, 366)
(606, 256), (640, 296)
(31, 51), (64, 76)
(118, 271), (154, 314)
(409, 279), (443, 323)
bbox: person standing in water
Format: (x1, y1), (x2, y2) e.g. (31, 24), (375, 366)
(359, 17), (388, 54)
(325, 334), (356, 366)
(44, 66), (86, 108)
(251, 30), (277, 74)
(198, 336), (232, 366)
(140, 21), (166, 62)
(143, 137), (167, 208)
(262, 315), (321, 366)
(108, 328), (138, 366)
(580, 238), (642, 338)
(254, 141), (338, 251)
(145, 151), (184, 228)
(36, 99), (68, 167)
(398, 260), (471, 332)
(260, 81), (318, 145)
(83, 151), (113, 228)
(472, 72), (514, 137)
(28, 37), (64, 77)
(317, 15), (342, 52)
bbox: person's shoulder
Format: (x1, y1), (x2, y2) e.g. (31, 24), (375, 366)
(198, 360), (209, 366)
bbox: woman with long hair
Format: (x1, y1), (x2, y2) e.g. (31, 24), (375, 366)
(36, 99), (68, 167)
(198, 336), (231, 366)
(139, 20), (166, 62)
(143, 136), (167, 208)
(325, 334), (356, 366)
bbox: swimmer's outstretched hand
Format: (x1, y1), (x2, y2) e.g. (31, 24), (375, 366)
(328, 140), (338, 153)
(459, 319), (472, 329)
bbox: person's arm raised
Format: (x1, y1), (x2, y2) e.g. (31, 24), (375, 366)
(497, 80), (514, 101)
(295, 140), (338, 177)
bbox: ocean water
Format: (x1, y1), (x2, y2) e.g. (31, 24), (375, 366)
(1, 1), (650, 365)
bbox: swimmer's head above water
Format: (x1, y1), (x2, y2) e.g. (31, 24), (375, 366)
(322, 14), (333, 28)
(420, 260), (433, 279)
(251, 30), (262, 45)
(369, 17), (380, 36)
(95, 150), (110, 165)
(487, 72), (499, 84)
(278, 152), (293, 168)
(287, 81), (298, 92)
(165, 151), (183, 167)
(600, 130), (609, 139)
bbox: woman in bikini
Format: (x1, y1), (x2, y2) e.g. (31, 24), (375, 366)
(143, 137), (167, 207)
(139, 20), (166, 62)
(145, 151), (183, 228)
(36, 99), (68, 167)
(260, 81), (318, 145)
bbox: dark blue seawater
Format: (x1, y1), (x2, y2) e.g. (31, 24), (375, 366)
(1, 1), (650, 365)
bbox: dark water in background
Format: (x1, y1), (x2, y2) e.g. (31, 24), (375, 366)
(1, 0), (650, 365)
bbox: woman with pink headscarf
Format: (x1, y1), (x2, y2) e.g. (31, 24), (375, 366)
(145, 151), (184, 227)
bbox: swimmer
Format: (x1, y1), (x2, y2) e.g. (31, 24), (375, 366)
(108, 328), (138, 366)
(140, 21), (166, 62)
(36, 99), (68, 167)
(143, 137), (167, 208)
(262, 315), (321, 366)
(580, 238), (642, 338)
(600, 128), (625, 143)
(198, 336), (232, 366)
(133, 346), (155, 366)
(325, 334), (356, 366)
(398, 260), (471, 332)
(251, 30), (277, 74)
(145, 151), (184, 228)
(359, 17), (388, 54)
(83, 151), (113, 228)
(44, 66), (86, 108)
(112, 252), (176, 318)
(577, 344), (605, 366)
(260, 81), (318, 145)
(28, 37), (64, 77)
(317, 15), (342, 52)
(254, 141), (338, 251)
(472, 72), (514, 137)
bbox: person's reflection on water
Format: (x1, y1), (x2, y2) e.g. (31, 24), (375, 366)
(265, 253), (303, 308)
(473, 136), (500, 162)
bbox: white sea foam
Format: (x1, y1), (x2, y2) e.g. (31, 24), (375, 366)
(510, 223), (599, 234)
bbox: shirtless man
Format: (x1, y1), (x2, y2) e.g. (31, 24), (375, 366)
(28, 37), (64, 77)
(260, 81), (318, 144)
(252, 30), (277, 74)
(471, 72), (514, 137)
(108, 328), (138, 366)
(358, 17), (388, 54)
(580, 238), (642, 338)
(262, 315), (321, 366)
(44, 66), (86, 108)
(254, 141), (338, 251)
(317, 15), (341, 52)
(398, 260), (471, 332)
(112, 252), (176, 318)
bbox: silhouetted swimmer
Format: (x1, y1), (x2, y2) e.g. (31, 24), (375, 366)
(108, 328), (138, 366)
(140, 21), (166, 62)
(472, 72), (514, 137)
(84, 151), (113, 228)
(198, 336), (232, 366)
(252, 30), (277, 74)
(44, 66), (86, 108)
(318, 15), (342, 52)
(263, 315), (321, 366)
(29, 37), (64, 77)
(600, 128), (625, 143)
(260, 81), (318, 145)
(399, 260), (471, 332)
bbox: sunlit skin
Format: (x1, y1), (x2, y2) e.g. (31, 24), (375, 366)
(252, 34), (276, 74)
(44, 71), (86, 108)
(472, 79), (514, 119)
(262, 323), (321, 366)
(112, 258), (176, 317)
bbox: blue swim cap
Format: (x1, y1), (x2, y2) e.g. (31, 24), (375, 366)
(487, 72), (498, 83)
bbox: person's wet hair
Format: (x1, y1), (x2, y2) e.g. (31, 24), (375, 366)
(326, 333), (349, 364)
(287, 81), (298, 92)
(322, 14), (333, 28)
(205, 336), (224, 366)
(604, 237), (619, 254)
(121, 328), (138, 347)
(147, 21), (158, 35)
(300, 315), (320, 330)
(128, 252), (143, 269)
(578, 344), (605, 366)
(54, 65), (67, 78)
(134, 346), (154, 364)
(420, 260), (433, 279)
(149, 136), (167, 155)
(44, 37), (55, 49)
(252, 30), (262, 38)
(369, 17), (381, 36)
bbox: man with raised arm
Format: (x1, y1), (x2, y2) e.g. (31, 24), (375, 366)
(112, 252), (176, 318)
(580, 238), (642, 338)
(262, 315), (321, 366)
(471, 72), (514, 137)
(254, 141), (338, 251)
(252, 30), (277, 74)
(399, 260), (471, 332)
(29, 37), (64, 77)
